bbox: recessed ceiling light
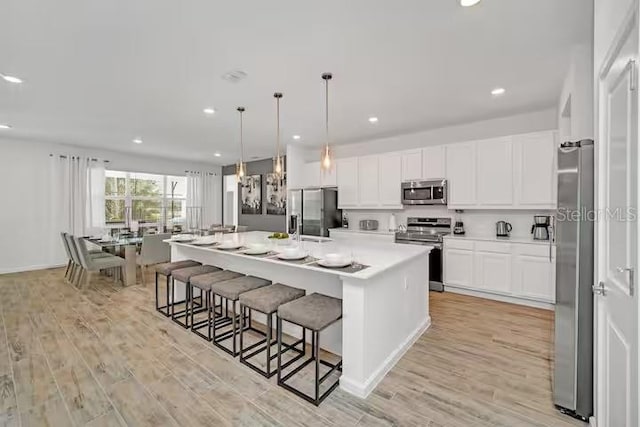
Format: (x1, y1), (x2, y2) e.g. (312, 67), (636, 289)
(460, 0), (481, 6)
(368, 117), (379, 123)
(133, 138), (143, 144)
(203, 107), (216, 115)
(214, 152), (221, 157)
(292, 135), (301, 140)
(0, 124), (11, 129)
(1, 74), (23, 84)
(491, 87), (506, 96)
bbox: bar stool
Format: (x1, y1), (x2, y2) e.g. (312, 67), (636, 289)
(238, 283), (306, 378)
(189, 270), (244, 341)
(154, 260), (201, 316)
(210, 275), (272, 356)
(277, 293), (343, 406)
(170, 265), (221, 328)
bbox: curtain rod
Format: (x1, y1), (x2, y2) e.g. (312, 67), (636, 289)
(49, 154), (110, 163)
(185, 170), (218, 176)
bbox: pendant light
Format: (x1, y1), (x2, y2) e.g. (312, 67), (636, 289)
(321, 72), (334, 171)
(235, 107), (246, 180)
(273, 92), (284, 178)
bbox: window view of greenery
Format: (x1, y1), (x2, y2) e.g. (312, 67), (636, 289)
(104, 171), (187, 227)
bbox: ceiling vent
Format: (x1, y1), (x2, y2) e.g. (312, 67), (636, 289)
(221, 69), (248, 83)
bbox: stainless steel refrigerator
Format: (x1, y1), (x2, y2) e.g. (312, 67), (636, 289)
(553, 139), (594, 421)
(288, 188), (341, 237)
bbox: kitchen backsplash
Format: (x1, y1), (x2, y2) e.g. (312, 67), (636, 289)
(344, 207), (554, 238)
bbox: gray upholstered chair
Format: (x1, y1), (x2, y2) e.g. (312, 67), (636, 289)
(136, 233), (170, 286)
(73, 236), (126, 288)
(60, 232), (75, 280)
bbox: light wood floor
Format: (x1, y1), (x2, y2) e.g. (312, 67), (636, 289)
(0, 268), (586, 427)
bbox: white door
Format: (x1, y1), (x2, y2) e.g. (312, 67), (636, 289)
(446, 142), (476, 207)
(358, 155), (379, 207)
(379, 153), (402, 206)
(475, 137), (513, 206)
(336, 157), (359, 208)
(595, 7), (639, 427)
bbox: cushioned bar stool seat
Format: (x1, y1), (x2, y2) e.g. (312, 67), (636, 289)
(238, 283), (306, 378)
(210, 275), (271, 356)
(277, 293), (343, 406)
(154, 260), (201, 316)
(170, 265), (220, 328)
(189, 270), (244, 341)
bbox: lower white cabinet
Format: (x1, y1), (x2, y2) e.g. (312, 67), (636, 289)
(444, 237), (556, 306)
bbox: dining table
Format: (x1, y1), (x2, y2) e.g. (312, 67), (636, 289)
(84, 236), (143, 286)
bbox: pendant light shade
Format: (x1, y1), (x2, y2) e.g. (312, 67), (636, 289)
(236, 107), (246, 181)
(273, 92), (284, 178)
(321, 73), (334, 171)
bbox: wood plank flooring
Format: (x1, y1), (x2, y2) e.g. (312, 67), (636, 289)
(0, 268), (586, 427)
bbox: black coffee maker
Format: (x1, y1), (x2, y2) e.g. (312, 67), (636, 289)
(531, 215), (550, 240)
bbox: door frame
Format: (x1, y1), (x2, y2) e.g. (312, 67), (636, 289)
(594, 1), (640, 425)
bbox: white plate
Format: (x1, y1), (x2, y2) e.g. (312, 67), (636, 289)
(243, 247), (270, 255)
(317, 258), (352, 268)
(192, 237), (217, 246)
(217, 243), (243, 250)
(276, 251), (308, 260)
(170, 234), (196, 243)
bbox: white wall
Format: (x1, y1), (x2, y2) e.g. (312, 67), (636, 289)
(558, 43), (595, 142)
(0, 137), (222, 274)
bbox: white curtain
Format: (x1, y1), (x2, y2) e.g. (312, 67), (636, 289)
(186, 171), (221, 229)
(49, 154), (106, 238)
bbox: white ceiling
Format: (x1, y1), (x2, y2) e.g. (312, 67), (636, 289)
(0, 0), (592, 165)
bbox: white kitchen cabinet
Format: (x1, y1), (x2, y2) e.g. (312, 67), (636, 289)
(445, 142), (476, 207)
(473, 242), (512, 294)
(320, 164), (337, 187)
(512, 244), (556, 302)
(336, 157), (359, 208)
(513, 131), (557, 208)
(301, 161), (321, 188)
(475, 137), (513, 207)
(401, 150), (423, 181)
(379, 153), (402, 207)
(444, 240), (474, 287)
(357, 155), (380, 207)
(422, 146), (446, 179)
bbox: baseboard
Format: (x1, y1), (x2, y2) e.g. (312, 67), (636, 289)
(0, 263), (66, 275)
(445, 285), (554, 310)
(589, 416), (596, 427)
(340, 315), (431, 398)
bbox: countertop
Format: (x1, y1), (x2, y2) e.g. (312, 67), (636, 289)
(167, 231), (431, 280)
(329, 228), (396, 236)
(444, 234), (555, 246)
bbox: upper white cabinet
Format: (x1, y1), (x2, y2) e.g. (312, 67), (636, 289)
(513, 131), (557, 208)
(422, 146), (446, 179)
(446, 142), (477, 207)
(357, 155), (380, 207)
(297, 161), (337, 188)
(379, 153), (402, 206)
(401, 150), (423, 181)
(320, 164), (337, 187)
(336, 157), (359, 208)
(475, 137), (513, 207)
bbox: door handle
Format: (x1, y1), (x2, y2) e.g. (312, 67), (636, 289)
(616, 267), (635, 296)
(592, 281), (606, 296)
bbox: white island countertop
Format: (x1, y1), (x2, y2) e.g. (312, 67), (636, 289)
(167, 231), (431, 280)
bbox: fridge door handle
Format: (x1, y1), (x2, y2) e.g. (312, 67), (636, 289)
(592, 281), (607, 296)
(616, 267), (635, 296)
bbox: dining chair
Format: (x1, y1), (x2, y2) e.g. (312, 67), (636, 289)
(236, 225), (249, 233)
(136, 233), (171, 286)
(73, 236), (126, 288)
(60, 232), (74, 280)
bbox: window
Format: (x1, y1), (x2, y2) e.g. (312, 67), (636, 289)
(104, 170), (187, 229)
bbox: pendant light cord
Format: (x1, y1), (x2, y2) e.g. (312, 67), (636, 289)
(325, 77), (329, 144)
(276, 96), (280, 157)
(238, 107), (244, 163)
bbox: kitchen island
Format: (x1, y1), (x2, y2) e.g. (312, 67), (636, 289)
(167, 231), (431, 398)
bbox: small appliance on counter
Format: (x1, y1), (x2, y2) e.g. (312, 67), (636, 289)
(342, 212), (349, 228)
(359, 219), (379, 231)
(453, 221), (465, 235)
(531, 215), (551, 240)
(496, 221), (512, 238)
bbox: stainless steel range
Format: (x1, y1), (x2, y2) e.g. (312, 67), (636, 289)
(395, 217), (451, 292)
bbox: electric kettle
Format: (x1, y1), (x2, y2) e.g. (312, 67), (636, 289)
(496, 221), (512, 237)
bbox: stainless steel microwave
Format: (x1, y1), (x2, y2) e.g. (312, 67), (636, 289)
(401, 179), (448, 205)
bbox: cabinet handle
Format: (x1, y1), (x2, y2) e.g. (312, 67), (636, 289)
(616, 266), (635, 296)
(629, 59), (637, 91)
